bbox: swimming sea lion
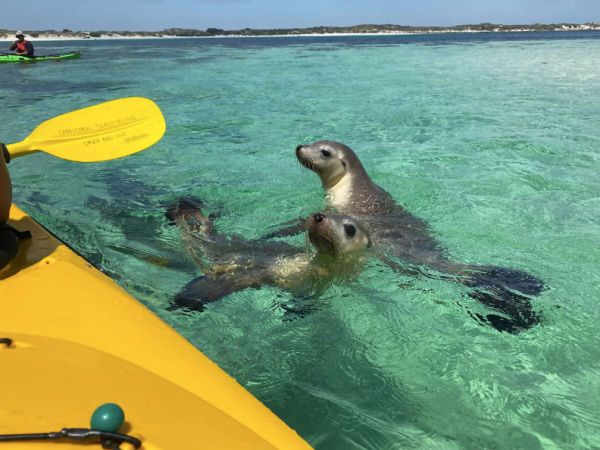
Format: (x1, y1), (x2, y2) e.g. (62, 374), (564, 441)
(290, 140), (544, 333)
(166, 197), (371, 310)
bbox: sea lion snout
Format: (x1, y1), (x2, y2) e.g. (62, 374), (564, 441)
(313, 212), (324, 223)
(296, 144), (304, 153)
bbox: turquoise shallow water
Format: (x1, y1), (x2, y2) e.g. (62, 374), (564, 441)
(2, 32), (600, 449)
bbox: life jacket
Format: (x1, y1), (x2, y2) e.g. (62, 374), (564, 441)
(16, 40), (29, 54)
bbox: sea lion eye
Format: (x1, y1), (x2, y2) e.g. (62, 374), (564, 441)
(344, 224), (356, 238)
(321, 149), (332, 158)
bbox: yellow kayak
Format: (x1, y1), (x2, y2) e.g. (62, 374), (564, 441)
(0, 204), (311, 450)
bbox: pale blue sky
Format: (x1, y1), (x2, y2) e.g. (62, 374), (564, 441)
(2, 0), (600, 31)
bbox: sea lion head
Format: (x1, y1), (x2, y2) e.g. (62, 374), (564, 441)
(296, 140), (367, 189)
(165, 197), (214, 236)
(307, 212), (371, 257)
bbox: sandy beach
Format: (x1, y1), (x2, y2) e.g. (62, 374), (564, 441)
(0, 34), (168, 42)
(2, 23), (600, 42)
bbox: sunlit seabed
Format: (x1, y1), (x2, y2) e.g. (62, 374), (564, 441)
(2, 32), (600, 449)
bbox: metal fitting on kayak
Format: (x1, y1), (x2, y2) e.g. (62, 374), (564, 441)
(0, 403), (141, 449)
(0, 428), (141, 449)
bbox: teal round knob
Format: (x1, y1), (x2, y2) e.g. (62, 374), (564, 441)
(90, 403), (125, 433)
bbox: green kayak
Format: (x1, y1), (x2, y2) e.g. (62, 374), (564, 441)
(0, 51), (80, 63)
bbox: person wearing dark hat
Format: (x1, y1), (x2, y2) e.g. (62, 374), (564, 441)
(9, 31), (34, 56)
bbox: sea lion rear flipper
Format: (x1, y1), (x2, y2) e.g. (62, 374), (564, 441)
(469, 266), (545, 296)
(173, 273), (262, 311)
(465, 266), (545, 333)
(468, 289), (540, 333)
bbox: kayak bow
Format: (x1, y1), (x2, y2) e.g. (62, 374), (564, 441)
(0, 204), (312, 450)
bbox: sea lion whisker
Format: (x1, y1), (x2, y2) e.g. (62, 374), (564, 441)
(298, 156), (316, 172)
(303, 231), (314, 256)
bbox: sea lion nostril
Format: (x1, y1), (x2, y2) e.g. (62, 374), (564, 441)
(296, 145), (304, 153)
(313, 213), (324, 223)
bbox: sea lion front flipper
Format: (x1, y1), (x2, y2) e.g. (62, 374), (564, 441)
(375, 252), (426, 277)
(173, 272), (263, 311)
(262, 217), (307, 239)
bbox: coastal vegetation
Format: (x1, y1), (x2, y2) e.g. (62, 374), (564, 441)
(1, 22), (599, 39)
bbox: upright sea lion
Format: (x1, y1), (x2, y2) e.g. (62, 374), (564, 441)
(286, 140), (544, 333)
(166, 197), (371, 310)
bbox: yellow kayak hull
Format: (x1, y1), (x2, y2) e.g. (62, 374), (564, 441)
(0, 205), (311, 450)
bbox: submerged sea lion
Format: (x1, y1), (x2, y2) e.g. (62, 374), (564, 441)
(166, 197), (371, 310)
(285, 140), (544, 333)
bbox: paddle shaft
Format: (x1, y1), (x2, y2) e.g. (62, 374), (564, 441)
(5, 141), (32, 157)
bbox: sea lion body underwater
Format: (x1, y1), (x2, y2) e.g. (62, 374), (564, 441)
(166, 197), (371, 310)
(291, 140), (545, 333)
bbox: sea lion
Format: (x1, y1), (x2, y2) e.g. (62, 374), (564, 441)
(166, 197), (371, 310)
(287, 140), (544, 333)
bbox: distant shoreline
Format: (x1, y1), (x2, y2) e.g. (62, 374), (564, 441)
(1, 22), (599, 42)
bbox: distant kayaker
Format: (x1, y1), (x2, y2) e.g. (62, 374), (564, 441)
(0, 144), (18, 269)
(9, 31), (34, 56)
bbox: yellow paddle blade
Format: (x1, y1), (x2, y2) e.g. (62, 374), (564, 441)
(6, 97), (166, 162)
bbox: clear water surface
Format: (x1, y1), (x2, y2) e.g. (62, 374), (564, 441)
(2, 31), (600, 449)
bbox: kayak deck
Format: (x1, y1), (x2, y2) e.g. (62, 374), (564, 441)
(0, 205), (311, 449)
